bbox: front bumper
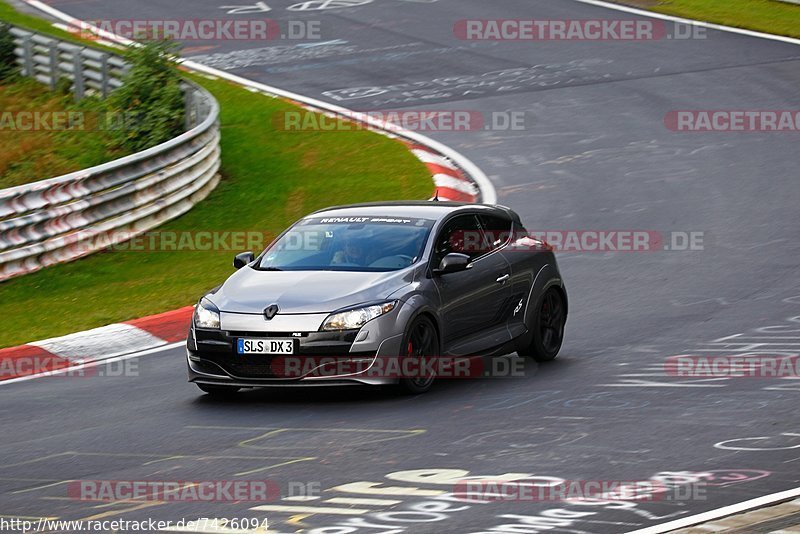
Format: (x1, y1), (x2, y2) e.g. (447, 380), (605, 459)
(186, 312), (405, 388)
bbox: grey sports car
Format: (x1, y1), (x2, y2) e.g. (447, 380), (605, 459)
(187, 201), (567, 395)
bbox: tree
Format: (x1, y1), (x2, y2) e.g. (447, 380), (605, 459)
(0, 23), (17, 80)
(108, 40), (185, 152)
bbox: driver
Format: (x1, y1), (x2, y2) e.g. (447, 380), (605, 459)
(332, 237), (367, 266)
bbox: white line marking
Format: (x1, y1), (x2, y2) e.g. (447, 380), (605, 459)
(0, 341), (185, 386)
(695, 347), (797, 353)
(325, 497), (402, 506)
(617, 374), (670, 377)
(604, 379), (727, 387)
(712, 336), (800, 340)
(625, 486), (800, 533)
(715, 433), (800, 451)
(161, 520), (261, 533)
(11, 480), (73, 494)
(570, 0), (800, 46)
(700, 341), (800, 350)
(297, 39), (348, 48)
(249, 504), (369, 515)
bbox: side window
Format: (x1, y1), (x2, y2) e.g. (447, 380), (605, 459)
(479, 214), (513, 253)
(433, 215), (485, 265)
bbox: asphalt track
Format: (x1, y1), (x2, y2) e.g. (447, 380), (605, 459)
(2, 0), (800, 532)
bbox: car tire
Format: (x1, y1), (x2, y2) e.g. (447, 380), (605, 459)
(397, 315), (439, 394)
(196, 384), (241, 397)
(518, 287), (566, 362)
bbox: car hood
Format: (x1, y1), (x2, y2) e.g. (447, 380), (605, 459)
(209, 267), (416, 314)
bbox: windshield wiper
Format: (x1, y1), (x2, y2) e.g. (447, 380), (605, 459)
(259, 266), (283, 271)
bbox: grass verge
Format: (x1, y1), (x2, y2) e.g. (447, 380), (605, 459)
(0, 4), (432, 347)
(620, 0), (800, 39)
(0, 77), (129, 189)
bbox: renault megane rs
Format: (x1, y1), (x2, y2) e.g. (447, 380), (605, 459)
(187, 201), (567, 395)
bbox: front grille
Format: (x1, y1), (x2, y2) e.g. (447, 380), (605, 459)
(203, 352), (377, 380)
(222, 361), (281, 379)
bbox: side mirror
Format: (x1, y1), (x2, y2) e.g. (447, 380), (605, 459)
(233, 251), (255, 270)
(433, 253), (471, 275)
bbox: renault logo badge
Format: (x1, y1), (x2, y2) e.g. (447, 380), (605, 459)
(264, 304), (279, 320)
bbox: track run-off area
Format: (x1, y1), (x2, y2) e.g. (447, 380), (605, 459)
(2, 0), (800, 532)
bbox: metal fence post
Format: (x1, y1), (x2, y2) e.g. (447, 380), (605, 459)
(22, 34), (33, 77)
(48, 43), (58, 90)
(184, 85), (195, 129)
(100, 53), (109, 97)
(72, 48), (84, 100)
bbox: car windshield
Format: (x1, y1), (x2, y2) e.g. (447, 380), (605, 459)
(256, 216), (434, 272)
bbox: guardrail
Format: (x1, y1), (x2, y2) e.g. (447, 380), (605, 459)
(0, 25), (221, 281)
(10, 25), (128, 98)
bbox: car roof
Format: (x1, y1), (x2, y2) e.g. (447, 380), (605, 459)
(307, 201), (515, 222)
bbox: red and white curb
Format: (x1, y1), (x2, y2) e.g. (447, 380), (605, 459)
(0, 307), (193, 381)
(406, 143), (479, 202)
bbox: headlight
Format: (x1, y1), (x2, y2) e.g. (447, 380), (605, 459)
(193, 298), (221, 329)
(321, 301), (397, 331)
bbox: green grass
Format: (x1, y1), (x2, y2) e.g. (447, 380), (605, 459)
(0, 77), (130, 188)
(623, 0), (800, 39)
(0, 6), (432, 347)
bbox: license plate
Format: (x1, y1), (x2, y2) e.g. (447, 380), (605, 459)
(237, 338), (296, 355)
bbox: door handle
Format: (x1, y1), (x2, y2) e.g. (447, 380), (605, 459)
(496, 274), (510, 283)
